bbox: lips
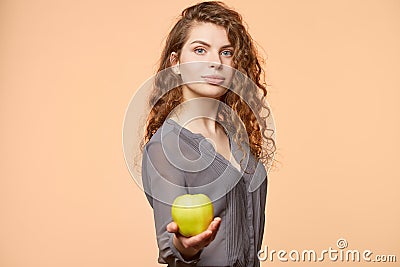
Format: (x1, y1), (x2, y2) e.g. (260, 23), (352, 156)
(201, 75), (225, 85)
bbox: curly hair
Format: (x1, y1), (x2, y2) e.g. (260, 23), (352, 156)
(141, 1), (275, 169)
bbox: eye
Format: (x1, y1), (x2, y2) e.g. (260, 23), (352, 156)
(221, 50), (233, 57)
(194, 47), (206, 55)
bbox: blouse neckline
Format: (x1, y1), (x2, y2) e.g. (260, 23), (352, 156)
(165, 118), (243, 174)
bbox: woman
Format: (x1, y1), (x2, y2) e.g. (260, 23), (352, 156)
(141, 1), (275, 266)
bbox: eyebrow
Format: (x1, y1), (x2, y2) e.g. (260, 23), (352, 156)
(190, 40), (233, 49)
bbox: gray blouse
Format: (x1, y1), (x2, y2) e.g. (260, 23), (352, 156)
(142, 119), (268, 267)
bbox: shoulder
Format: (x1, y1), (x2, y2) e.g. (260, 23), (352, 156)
(144, 119), (178, 153)
(145, 119), (203, 155)
(146, 120), (174, 144)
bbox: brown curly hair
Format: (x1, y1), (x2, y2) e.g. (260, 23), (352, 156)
(142, 1), (275, 169)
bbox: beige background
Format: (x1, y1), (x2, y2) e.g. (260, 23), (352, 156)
(1, 0), (399, 266)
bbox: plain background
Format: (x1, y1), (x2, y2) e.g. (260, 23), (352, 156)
(1, 0), (399, 266)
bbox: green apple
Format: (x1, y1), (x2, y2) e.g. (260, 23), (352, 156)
(171, 194), (214, 237)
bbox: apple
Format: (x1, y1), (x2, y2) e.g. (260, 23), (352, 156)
(171, 194), (214, 237)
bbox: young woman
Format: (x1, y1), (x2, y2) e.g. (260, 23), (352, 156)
(141, 1), (275, 266)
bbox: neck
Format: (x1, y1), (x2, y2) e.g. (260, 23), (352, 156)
(171, 97), (222, 136)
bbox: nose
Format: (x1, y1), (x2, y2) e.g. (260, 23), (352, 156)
(208, 52), (222, 69)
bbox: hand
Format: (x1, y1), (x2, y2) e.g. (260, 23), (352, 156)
(166, 217), (221, 260)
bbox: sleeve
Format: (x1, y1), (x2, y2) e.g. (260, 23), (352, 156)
(142, 141), (202, 266)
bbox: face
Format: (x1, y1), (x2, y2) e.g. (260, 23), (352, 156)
(171, 22), (235, 100)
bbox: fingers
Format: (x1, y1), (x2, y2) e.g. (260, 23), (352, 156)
(166, 221), (178, 233)
(182, 217), (222, 248)
(179, 230), (212, 249)
(205, 217), (221, 238)
(168, 217), (222, 251)
(204, 217), (221, 244)
(209, 217), (221, 231)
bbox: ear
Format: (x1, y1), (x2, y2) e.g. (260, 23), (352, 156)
(170, 52), (181, 75)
